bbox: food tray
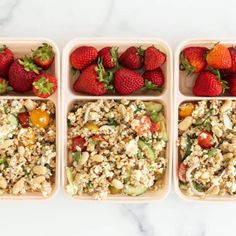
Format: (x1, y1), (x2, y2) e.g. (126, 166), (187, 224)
(174, 38), (236, 201)
(62, 38), (173, 201)
(0, 38), (60, 199)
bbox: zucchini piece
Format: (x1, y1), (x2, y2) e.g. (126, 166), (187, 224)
(7, 114), (18, 127)
(144, 102), (162, 113)
(158, 112), (168, 142)
(124, 185), (147, 196)
(109, 186), (122, 194)
(138, 140), (156, 160)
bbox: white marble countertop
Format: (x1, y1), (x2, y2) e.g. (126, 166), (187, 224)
(1, 0), (236, 235)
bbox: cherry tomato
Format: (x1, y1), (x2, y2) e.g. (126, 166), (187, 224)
(198, 131), (214, 149)
(72, 136), (86, 151)
(18, 112), (30, 128)
(91, 135), (105, 142)
(178, 163), (188, 182)
(150, 122), (161, 133)
(179, 103), (194, 118)
(30, 109), (50, 128)
(132, 115), (152, 136)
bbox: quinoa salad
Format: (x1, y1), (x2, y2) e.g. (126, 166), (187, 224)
(66, 99), (168, 200)
(0, 99), (56, 197)
(178, 100), (236, 198)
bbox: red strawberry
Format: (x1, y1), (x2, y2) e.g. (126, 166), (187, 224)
(227, 74), (236, 96)
(33, 73), (57, 98)
(144, 46), (166, 70)
(8, 57), (40, 93)
(98, 46), (118, 68)
(18, 112), (30, 128)
(180, 47), (208, 74)
(73, 64), (113, 95)
(223, 47), (236, 73)
(33, 43), (55, 70)
(193, 70), (225, 96)
(142, 68), (164, 90)
(198, 131), (214, 149)
(206, 43), (232, 69)
(0, 78), (12, 94)
(114, 68), (144, 95)
(0, 45), (14, 78)
(70, 46), (98, 70)
(119, 46), (143, 69)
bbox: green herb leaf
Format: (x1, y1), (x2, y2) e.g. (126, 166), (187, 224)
(193, 181), (206, 192)
(183, 136), (192, 160)
(72, 151), (81, 163)
(107, 118), (118, 127)
(207, 148), (217, 158)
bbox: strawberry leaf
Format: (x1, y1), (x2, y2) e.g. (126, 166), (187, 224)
(179, 52), (195, 76)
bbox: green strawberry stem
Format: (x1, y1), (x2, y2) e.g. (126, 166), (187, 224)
(0, 45), (7, 54)
(19, 56), (40, 74)
(179, 52), (195, 76)
(32, 43), (54, 61)
(143, 79), (163, 92)
(137, 46), (144, 56)
(0, 80), (12, 95)
(33, 77), (54, 95)
(210, 68), (229, 93)
(110, 46), (119, 68)
(95, 62), (114, 91)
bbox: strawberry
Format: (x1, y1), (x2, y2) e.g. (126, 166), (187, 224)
(198, 131), (214, 149)
(180, 47), (208, 74)
(18, 112), (30, 128)
(0, 78), (12, 94)
(33, 73), (57, 98)
(0, 45), (14, 78)
(8, 57), (40, 93)
(223, 47), (236, 73)
(73, 63), (113, 95)
(119, 46), (143, 69)
(144, 46), (166, 70)
(98, 46), (118, 68)
(206, 43), (232, 69)
(193, 70), (226, 96)
(142, 68), (164, 90)
(70, 46), (98, 70)
(227, 74), (236, 96)
(114, 68), (144, 95)
(32, 43), (55, 70)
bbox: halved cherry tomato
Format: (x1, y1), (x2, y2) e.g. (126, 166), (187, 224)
(91, 135), (105, 142)
(150, 122), (161, 133)
(30, 109), (50, 128)
(132, 115), (152, 136)
(179, 103), (194, 118)
(197, 131), (214, 149)
(178, 163), (188, 182)
(18, 112), (30, 128)
(72, 136), (86, 151)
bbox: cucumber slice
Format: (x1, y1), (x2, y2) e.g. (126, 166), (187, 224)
(144, 102), (162, 113)
(7, 114), (18, 127)
(158, 112), (168, 142)
(138, 140), (156, 160)
(109, 186), (122, 194)
(124, 185), (147, 196)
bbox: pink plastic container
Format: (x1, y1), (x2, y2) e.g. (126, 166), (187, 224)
(174, 39), (236, 201)
(62, 38), (173, 201)
(0, 38), (60, 199)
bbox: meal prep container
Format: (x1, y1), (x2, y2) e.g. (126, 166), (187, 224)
(174, 39), (236, 201)
(62, 38), (173, 201)
(0, 38), (60, 199)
